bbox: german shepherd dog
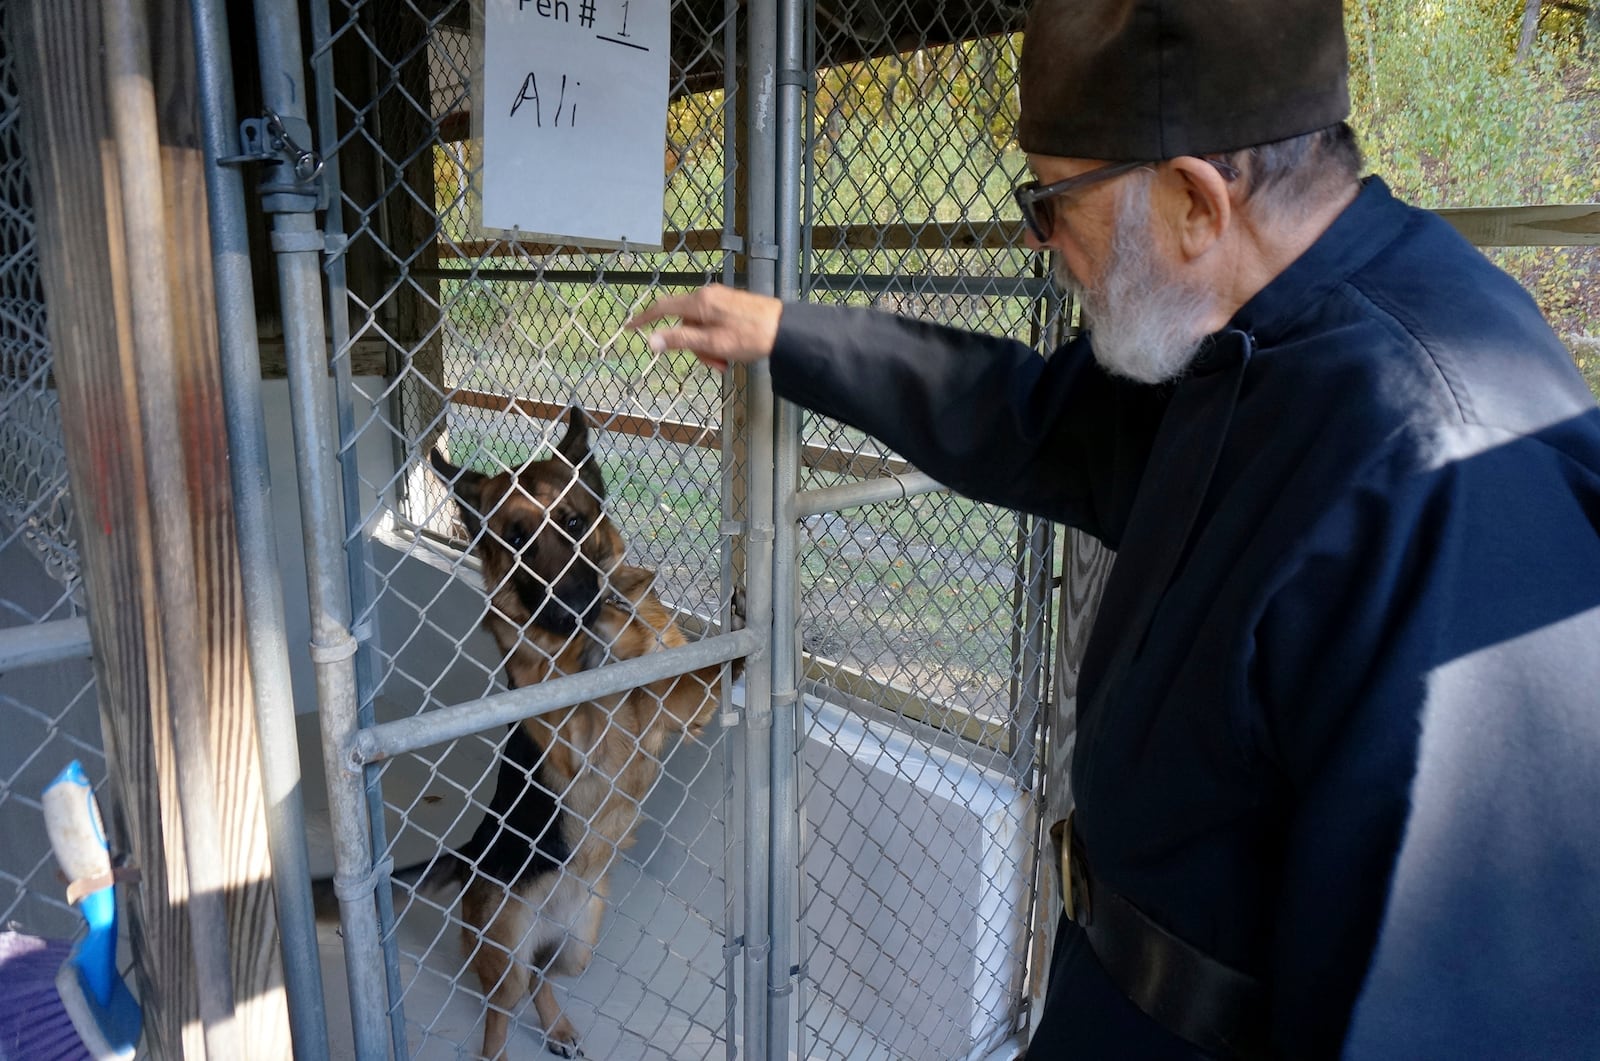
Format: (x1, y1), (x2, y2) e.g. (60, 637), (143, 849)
(415, 409), (737, 1058)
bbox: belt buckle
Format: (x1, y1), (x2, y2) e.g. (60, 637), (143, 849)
(1049, 811), (1091, 926)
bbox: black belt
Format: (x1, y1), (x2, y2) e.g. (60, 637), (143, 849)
(1050, 814), (1270, 1061)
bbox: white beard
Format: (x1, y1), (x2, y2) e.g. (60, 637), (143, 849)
(1055, 179), (1217, 385)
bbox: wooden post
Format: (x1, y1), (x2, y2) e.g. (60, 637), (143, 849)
(14, 0), (292, 1056)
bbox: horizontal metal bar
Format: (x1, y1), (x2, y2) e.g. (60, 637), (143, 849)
(805, 273), (1054, 299)
(967, 1031), (1030, 1061)
(0, 617), (93, 670)
(792, 470), (945, 519)
(345, 627), (762, 766)
(418, 268), (1052, 300)
(420, 269), (735, 286)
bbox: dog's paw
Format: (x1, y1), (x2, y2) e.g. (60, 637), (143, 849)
(544, 1019), (582, 1058)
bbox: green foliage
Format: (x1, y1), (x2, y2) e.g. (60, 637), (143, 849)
(1345, 0), (1599, 207)
(1344, 0), (1600, 377)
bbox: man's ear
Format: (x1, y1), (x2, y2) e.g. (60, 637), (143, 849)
(1163, 156), (1233, 262)
(555, 406), (607, 502)
(429, 447), (488, 537)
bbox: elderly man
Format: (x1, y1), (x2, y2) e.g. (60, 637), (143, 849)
(629, 1), (1600, 1057)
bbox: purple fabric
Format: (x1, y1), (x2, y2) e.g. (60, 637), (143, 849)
(0, 930), (91, 1061)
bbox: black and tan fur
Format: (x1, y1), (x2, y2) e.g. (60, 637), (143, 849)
(420, 409), (734, 1059)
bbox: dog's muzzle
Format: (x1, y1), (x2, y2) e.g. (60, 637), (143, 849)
(518, 568), (603, 636)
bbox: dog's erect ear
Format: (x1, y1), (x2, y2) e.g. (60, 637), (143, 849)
(429, 447), (489, 537)
(554, 407), (607, 502)
(608, 564), (657, 603)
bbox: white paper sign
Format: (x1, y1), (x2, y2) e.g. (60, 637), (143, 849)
(478, 0), (669, 248)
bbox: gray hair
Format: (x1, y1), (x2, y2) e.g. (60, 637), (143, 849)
(1219, 121), (1364, 214)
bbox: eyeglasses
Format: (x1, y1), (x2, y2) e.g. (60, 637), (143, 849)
(1013, 161), (1148, 242)
(1013, 158), (1242, 242)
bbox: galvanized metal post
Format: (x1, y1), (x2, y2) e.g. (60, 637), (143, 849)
(1015, 517), (1054, 774)
(249, 0), (392, 1055)
(1011, 262), (1064, 780)
(189, 0), (332, 1055)
(720, 8), (744, 1059)
(767, 0), (806, 1055)
(302, 1), (411, 1051)
(742, 1), (780, 1055)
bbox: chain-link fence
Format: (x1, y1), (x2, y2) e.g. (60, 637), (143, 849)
(790, 19), (1063, 1060)
(301, 1), (752, 1057)
(291, 1), (1059, 1058)
(0, 0), (106, 941)
(2, 0), (1062, 1056)
(6, 2), (1598, 1058)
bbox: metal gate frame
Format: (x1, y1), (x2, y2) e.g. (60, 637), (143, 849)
(203, 0), (1062, 1057)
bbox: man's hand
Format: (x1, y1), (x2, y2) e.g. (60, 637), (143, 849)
(625, 284), (783, 373)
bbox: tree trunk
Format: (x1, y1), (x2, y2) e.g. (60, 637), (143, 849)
(1518, 0), (1543, 63)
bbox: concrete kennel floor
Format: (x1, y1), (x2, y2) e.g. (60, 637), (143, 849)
(301, 700), (734, 1061)
(299, 701), (920, 1061)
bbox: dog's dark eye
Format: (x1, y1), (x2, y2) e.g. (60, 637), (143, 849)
(504, 523), (530, 551)
(563, 513), (586, 536)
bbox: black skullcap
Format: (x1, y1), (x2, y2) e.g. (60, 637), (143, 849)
(1017, 0), (1350, 161)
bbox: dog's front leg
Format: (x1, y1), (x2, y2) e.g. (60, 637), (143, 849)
(475, 954), (526, 1060)
(530, 890), (604, 1057)
(530, 976), (582, 1058)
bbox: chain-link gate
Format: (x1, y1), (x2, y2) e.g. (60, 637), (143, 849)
(0, 0), (105, 947)
(271, 1), (1063, 1058)
(3, 0), (1067, 1056)
(286, 1), (761, 1057)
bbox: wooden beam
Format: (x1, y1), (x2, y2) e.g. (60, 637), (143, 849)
(1435, 203), (1600, 247)
(15, 0), (290, 1055)
(802, 654), (1011, 751)
(429, 208), (1600, 265)
(447, 388), (910, 478)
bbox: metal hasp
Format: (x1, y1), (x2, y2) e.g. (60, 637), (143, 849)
(220, 110), (326, 209)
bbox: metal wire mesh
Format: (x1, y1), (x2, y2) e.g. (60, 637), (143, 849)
(300, 2), (1056, 1057)
(793, 19), (1058, 1060)
(0, 5), (106, 939)
(0, 16), (79, 617)
(309, 1), (746, 1055)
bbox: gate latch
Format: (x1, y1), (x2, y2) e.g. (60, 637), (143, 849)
(221, 110), (324, 182)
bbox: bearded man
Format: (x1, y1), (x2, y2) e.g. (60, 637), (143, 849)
(628, 1), (1600, 1057)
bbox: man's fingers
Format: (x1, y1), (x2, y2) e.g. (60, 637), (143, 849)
(626, 283), (777, 367)
(643, 324), (718, 356)
(626, 296), (695, 331)
(625, 284), (726, 331)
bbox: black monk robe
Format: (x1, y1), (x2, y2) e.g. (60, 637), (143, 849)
(769, 177), (1600, 1059)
